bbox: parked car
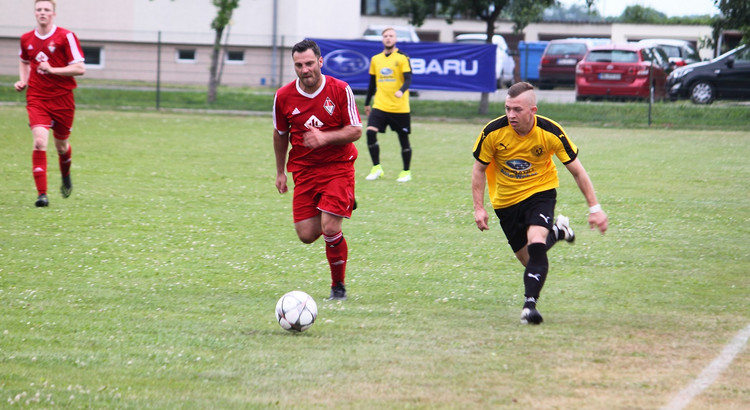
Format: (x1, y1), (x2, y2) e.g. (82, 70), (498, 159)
(637, 39), (700, 67)
(538, 38), (610, 89)
(575, 43), (670, 101)
(362, 25), (420, 42)
(667, 44), (750, 104)
(455, 33), (515, 88)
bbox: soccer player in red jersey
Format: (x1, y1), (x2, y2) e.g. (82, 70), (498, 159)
(273, 39), (362, 301)
(15, 0), (85, 207)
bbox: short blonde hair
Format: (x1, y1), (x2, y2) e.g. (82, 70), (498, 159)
(35, 0), (56, 11)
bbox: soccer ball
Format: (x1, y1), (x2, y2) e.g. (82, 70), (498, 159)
(275, 291), (317, 332)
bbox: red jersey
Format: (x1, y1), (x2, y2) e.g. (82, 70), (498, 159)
(19, 25), (84, 99)
(273, 75), (361, 173)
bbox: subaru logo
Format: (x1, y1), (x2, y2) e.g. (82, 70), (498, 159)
(506, 159), (531, 171)
(323, 49), (370, 76)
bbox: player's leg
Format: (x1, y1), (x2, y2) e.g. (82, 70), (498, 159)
(365, 110), (385, 180)
(321, 212), (347, 300)
(52, 97), (75, 199)
(31, 126), (50, 207)
(27, 101), (52, 207)
(518, 191), (556, 324)
(317, 167), (355, 300)
(393, 113), (412, 182)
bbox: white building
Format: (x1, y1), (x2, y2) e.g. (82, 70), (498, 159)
(0, 0), (712, 87)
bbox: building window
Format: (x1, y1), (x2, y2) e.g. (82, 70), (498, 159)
(176, 49), (196, 63)
(361, 0), (397, 15)
(225, 50), (245, 64)
(82, 46), (103, 68)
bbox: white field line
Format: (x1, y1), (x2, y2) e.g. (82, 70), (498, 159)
(662, 323), (750, 410)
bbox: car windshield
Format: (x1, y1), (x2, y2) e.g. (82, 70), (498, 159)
(587, 50), (638, 63)
(547, 43), (588, 55)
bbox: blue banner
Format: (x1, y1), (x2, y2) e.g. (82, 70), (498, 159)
(311, 39), (497, 93)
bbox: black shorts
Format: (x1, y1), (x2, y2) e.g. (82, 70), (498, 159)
(367, 108), (411, 134)
(494, 189), (557, 253)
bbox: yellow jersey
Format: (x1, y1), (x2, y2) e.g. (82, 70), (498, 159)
(473, 115), (578, 209)
(369, 49), (411, 113)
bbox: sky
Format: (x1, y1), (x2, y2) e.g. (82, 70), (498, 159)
(559, 0), (719, 17)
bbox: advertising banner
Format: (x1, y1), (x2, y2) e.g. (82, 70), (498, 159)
(312, 39), (497, 93)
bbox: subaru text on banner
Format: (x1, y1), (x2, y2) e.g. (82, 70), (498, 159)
(313, 39), (497, 93)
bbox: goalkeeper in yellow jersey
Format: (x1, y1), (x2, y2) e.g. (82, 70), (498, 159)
(364, 27), (413, 182)
(471, 82), (608, 325)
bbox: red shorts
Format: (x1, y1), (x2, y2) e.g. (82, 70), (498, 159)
(291, 162), (356, 223)
(26, 92), (76, 139)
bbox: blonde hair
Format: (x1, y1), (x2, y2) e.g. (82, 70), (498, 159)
(35, 0), (56, 11)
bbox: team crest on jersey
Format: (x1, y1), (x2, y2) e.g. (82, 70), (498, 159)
(531, 145), (544, 157)
(304, 115), (324, 129)
(35, 51), (49, 63)
(323, 97), (335, 115)
(48, 41), (57, 53)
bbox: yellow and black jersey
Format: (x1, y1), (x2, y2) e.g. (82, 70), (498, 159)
(473, 115), (578, 209)
(369, 49), (411, 113)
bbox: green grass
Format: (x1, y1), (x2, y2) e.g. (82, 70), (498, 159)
(0, 106), (748, 408)
(1, 75), (749, 129)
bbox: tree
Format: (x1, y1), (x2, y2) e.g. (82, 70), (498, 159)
(621, 5), (667, 23)
(392, 0), (552, 115)
(713, 0), (750, 48)
(208, 0), (240, 103)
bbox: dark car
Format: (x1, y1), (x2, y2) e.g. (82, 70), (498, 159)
(667, 44), (750, 104)
(575, 44), (670, 101)
(538, 38), (610, 89)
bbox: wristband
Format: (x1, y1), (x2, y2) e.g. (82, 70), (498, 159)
(588, 204), (602, 214)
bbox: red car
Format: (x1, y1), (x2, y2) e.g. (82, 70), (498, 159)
(575, 44), (670, 101)
(538, 38), (609, 89)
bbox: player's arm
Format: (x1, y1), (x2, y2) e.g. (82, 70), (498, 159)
(563, 158), (608, 233)
(472, 160), (490, 231)
(37, 61), (85, 77)
(15, 60), (30, 92)
(303, 125), (361, 149)
(273, 129), (290, 194)
(396, 72), (412, 98)
(364, 74), (376, 115)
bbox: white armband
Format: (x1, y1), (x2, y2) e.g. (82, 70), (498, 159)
(588, 204), (602, 214)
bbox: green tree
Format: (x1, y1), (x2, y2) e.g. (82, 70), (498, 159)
(713, 0), (750, 47)
(621, 5), (667, 23)
(392, 0), (552, 114)
(208, 0), (240, 103)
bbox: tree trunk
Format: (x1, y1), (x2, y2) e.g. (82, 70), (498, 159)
(207, 28), (224, 103)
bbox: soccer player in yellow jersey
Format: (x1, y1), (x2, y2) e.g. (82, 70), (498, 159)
(472, 82), (608, 325)
(364, 27), (413, 182)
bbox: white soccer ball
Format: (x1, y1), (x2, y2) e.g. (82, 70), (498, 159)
(275, 290), (317, 332)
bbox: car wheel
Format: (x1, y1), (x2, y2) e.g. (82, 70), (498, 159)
(690, 81), (715, 104)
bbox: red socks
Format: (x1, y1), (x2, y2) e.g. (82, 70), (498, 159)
(32, 150), (47, 195)
(32, 145), (72, 195)
(59, 145), (72, 177)
(324, 231), (347, 287)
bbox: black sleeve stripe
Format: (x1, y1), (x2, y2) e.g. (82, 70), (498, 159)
(473, 116), (508, 161)
(398, 50), (412, 71)
(536, 115), (578, 163)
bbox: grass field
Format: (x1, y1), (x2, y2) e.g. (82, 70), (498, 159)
(1, 105), (748, 408)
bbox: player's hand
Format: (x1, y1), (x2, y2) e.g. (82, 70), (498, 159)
(275, 173), (288, 194)
(37, 61), (53, 75)
(474, 208), (490, 231)
(394, 90), (403, 98)
(364, 106), (371, 116)
(14, 81), (27, 92)
(588, 210), (608, 234)
(302, 128), (326, 149)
